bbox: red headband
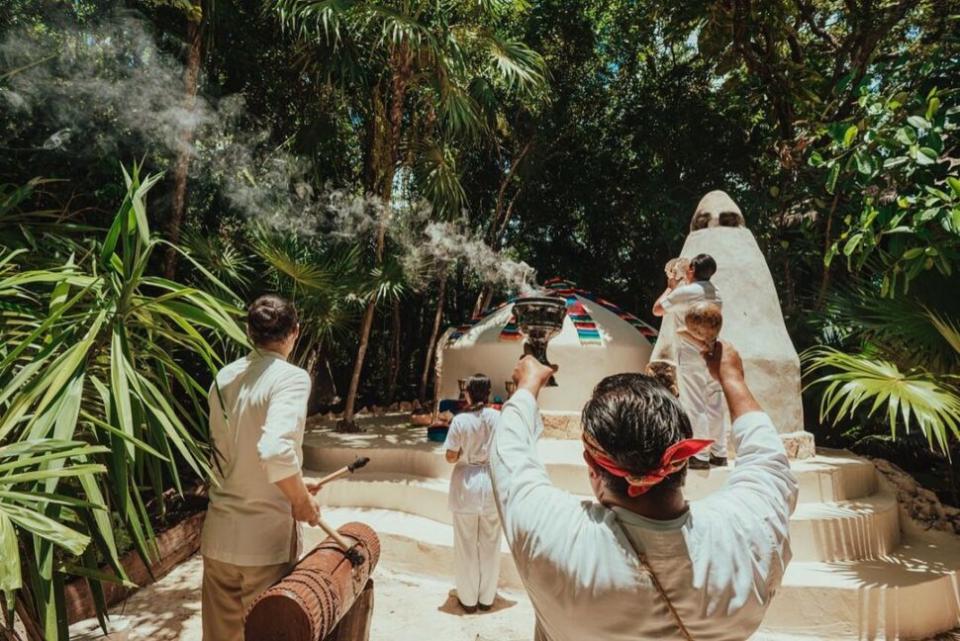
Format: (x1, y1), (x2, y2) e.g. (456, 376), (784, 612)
(582, 431), (713, 497)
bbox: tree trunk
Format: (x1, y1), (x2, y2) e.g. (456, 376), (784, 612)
(341, 299), (376, 431)
(470, 140), (531, 317)
(163, 7), (203, 280)
(385, 299), (401, 404)
(340, 48), (411, 431)
(418, 274), (447, 403)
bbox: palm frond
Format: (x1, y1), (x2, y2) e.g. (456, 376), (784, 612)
(927, 307), (960, 357)
(485, 36), (546, 92)
(438, 83), (483, 139)
(0, 169), (247, 636)
(803, 346), (960, 455)
(817, 281), (960, 373)
(254, 235), (335, 291)
(413, 141), (467, 218)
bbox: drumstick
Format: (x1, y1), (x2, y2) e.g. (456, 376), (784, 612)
(313, 457), (370, 488)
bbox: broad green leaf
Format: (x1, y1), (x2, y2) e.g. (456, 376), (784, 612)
(1, 502), (89, 556)
(843, 233), (863, 256)
(110, 328), (137, 460)
(895, 126), (917, 146)
(917, 147), (938, 165)
(946, 177), (960, 198)
(843, 125), (858, 148)
(908, 115), (932, 130)
(0, 512), (20, 595)
(825, 162), (841, 195)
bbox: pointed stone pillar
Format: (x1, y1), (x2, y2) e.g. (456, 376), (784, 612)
(680, 191), (812, 455)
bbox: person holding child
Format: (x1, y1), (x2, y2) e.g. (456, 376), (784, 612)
(444, 373), (502, 613)
(653, 253), (726, 468)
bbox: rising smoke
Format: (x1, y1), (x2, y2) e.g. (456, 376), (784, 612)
(0, 11), (537, 293)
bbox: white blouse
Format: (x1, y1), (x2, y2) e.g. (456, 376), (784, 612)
(444, 407), (501, 514)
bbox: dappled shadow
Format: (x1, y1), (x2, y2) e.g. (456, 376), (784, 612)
(306, 413), (442, 452)
(804, 535), (960, 639)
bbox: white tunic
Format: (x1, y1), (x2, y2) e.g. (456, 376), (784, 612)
(444, 407), (500, 514)
(490, 390), (798, 641)
(201, 349), (311, 566)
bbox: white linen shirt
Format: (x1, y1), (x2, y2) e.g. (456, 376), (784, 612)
(200, 349), (311, 566)
(490, 390), (798, 641)
(443, 407), (501, 514)
(651, 280), (723, 365)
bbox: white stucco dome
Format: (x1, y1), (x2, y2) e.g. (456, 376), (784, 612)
(437, 280), (656, 414)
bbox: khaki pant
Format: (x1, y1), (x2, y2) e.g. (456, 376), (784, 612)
(202, 547), (295, 641)
(202, 557), (292, 641)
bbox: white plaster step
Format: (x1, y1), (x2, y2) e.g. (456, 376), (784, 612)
(310, 472), (900, 562)
(313, 507), (960, 641)
(304, 432), (877, 503)
(762, 535), (960, 640)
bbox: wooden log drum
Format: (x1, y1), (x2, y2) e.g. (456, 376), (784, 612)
(244, 522), (381, 641)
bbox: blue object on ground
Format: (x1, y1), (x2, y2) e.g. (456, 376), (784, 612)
(427, 425), (449, 442)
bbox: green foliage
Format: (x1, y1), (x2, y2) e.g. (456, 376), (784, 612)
(252, 229), (370, 365)
(0, 167), (245, 639)
(805, 279), (960, 456)
(805, 346), (960, 456)
(815, 87), (960, 294)
(271, 0), (547, 214)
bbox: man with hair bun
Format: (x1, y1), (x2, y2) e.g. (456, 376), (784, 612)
(490, 347), (798, 641)
(200, 294), (321, 641)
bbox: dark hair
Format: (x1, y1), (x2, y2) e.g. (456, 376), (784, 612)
(581, 373), (693, 497)
(465, 373), (492, 410)
(690, 253), (717, 281)
(247, 295), (299, 346)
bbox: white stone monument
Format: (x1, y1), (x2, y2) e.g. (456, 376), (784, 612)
(679, 190), (813, 456)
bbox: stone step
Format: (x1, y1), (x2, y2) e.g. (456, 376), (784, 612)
(304, 434), (878, 504)
(762, 538), (960, 640)
(312, 507), (960, 641)
(309, 471), (900, 562)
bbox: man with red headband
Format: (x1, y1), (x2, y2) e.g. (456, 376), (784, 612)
(490, 342), (798, 641)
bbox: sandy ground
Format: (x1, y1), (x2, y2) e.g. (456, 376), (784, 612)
(68, 552), (960, 641)
(70, 554), (536, 641)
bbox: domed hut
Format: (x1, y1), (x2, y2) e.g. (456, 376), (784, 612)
(437, 279), (656, 436)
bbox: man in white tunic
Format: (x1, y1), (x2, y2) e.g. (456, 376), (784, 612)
(444, 374), (502, 612)
(654, 253), (726, 467)
(490, 343), (798, 641)
(201, 295), (322, 641)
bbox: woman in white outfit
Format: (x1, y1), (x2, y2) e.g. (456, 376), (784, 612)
(443, 373), (502, 613)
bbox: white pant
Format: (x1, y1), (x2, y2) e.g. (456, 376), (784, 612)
(452, 511), (501, 606)
(678, 341), (727, 459)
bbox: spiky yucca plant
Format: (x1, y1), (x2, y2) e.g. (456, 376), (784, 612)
(0, 166), (246, 640)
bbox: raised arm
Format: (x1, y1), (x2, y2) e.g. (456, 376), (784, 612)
(704, 341), (798, 536)
(490, 358), (586, 559)
(259, 369), (319, 526)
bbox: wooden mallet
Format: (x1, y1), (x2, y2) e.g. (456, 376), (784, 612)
(311, 457), (371, 567)
(312, 456), (371, 488)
